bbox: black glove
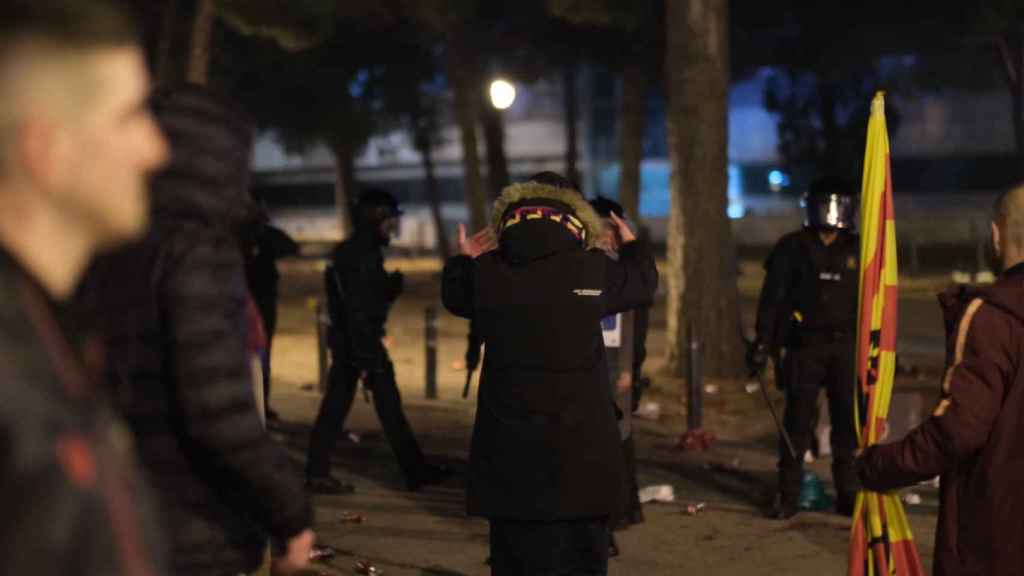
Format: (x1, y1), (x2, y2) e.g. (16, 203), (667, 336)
(746, 341), (770, 376)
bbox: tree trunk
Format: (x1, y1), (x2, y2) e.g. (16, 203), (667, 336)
(481, 103), (511, 198)
(619, 66), (647, 219)
(564, 63), (579, 185)
(186, 0), (216, 85)
(448, 48), (488, 232)
(332, 146), (353, 240)
(664, 0), (743, 379)
(421, 132), (450, 259)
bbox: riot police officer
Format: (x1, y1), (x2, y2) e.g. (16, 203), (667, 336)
(748, 176), (861, 519)
(306, 188), (451, 493)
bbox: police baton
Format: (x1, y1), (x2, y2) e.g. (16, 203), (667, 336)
(755, 367), (798, 461)
(462, 368), (475, 399)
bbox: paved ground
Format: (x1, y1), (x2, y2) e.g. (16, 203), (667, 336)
(265, 258), (946, 575)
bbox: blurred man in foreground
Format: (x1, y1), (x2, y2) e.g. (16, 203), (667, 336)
(0, 1), (169, 573)
(857, 185), (1024, 576)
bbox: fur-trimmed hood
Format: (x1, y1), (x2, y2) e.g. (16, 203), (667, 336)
(491, 182), (604, 249)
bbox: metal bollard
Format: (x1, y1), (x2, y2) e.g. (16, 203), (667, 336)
(677, 322), (713, 451)
(425, 306), (438, 399)
(315, 299), (330, 393)
(687, 323), (703, 431)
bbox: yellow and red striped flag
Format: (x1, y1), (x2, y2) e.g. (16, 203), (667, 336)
(848, 92), (925, 576)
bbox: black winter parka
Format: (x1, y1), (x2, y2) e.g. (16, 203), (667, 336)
(442, 182), (657, 520)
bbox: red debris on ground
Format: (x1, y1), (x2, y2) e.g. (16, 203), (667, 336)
(677, 429), (716, 451)
(340, 511), (365, 524)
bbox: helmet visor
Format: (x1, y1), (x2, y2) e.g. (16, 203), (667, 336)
(802, 193), (857, 230)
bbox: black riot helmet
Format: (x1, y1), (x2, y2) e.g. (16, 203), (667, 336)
(801, 176), (858, 231)
(355, 188), (402, 222)
(354, 188), (402, 245)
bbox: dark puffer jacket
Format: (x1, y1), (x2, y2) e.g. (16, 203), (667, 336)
(89, 86), (311, 575)
(442, 182), (658, 520)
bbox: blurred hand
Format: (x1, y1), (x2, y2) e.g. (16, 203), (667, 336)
(609, 212), (636, 244)
(272, 529), (315, 574)
(458, 224), (497, 259)
(746, 341), (769, 376)
(616, 371), (632, 395)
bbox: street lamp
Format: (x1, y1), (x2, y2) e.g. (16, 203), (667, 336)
(489, 78), (516, 110)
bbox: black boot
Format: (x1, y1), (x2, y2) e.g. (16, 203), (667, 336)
(768, 490), (799, 520)
(769, 501), (799, 520)
(305, 474), (356, 495)
(406, 463), (454, 492)
(836, 492), (858, 517)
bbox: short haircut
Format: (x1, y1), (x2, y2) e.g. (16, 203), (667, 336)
(0, 0), (139, 172)
(994, 184), (1024, 253)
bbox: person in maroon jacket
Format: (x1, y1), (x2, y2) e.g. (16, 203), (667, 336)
(857, 185), (1024, 576)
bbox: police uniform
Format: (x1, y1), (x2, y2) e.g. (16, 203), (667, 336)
(751, 180), (861, 518)
(306, 190), (450, 493)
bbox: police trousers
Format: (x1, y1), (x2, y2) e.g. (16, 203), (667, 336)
(778, 337), (860, 506)
(306, 348), (425, 481)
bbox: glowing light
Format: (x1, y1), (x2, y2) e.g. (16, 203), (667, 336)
(768, 169), (789, 192)
(489, 79), (516, 110)
(728, 164), (745, 219)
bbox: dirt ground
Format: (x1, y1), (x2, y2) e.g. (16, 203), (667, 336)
(266, 257), (946, 576)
